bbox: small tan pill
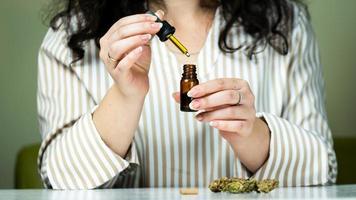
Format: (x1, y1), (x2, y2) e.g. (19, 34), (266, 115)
(179, 188), (199, 195)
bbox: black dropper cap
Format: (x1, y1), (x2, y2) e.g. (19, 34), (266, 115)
(146, 11), (176, 42)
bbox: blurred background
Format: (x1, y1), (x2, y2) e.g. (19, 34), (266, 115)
(0, 0), (355, 188)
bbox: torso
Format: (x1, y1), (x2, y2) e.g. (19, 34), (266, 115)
(129, 7), (288, 187)
(69, 6), (289, 187)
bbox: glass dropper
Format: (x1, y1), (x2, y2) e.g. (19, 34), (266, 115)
(146, 11), (191, 57)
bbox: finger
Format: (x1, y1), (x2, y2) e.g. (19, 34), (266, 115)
(105, 14), (158, 39)
(108, 34), (152, 62)
(172, 91), (229, 110)
(172, 91), (228, 113)
(106, 10), (164, 40)
(109, 21), (162, 41)
(195, 106), (251, 122)
(189, 89), (245, 110)
(172, 92), (180, 103)
(187, 78), (249, 98)
(209, 120), (249, 133)
(115, 46), (143, 73)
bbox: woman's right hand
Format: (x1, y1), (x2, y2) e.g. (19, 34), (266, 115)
(99, 11), (164, 99)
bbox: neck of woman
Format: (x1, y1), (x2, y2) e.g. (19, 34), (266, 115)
(149, 0), (210, 27)
(149, 0), (217, 64)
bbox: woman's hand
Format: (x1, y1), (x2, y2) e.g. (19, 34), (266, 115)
(172, 78), (270, 172)
(173, 78), (257, 137)
(99, 11), (164, 99)
(93, 11), (165, 157)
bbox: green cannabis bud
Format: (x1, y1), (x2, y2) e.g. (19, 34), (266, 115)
(256, 179), (279, 193)
(208, 177), (230, 192)
(225, 178), (257, 193)
(208, 177), (278, 194)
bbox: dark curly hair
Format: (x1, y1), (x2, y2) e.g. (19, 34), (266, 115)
(47, 0), (306, 61)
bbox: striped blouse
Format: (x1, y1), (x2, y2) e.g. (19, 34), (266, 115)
(37, 5), (337, 189)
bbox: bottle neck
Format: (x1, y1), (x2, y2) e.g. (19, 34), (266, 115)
(182, 64), (197, 79)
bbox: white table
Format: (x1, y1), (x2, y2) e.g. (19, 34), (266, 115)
(1, 185), (356, 199)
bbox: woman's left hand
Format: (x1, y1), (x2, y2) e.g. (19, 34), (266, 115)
(173, 78), (256, 139)
(172, 78), (270, 172)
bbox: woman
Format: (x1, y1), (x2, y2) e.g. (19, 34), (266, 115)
(37, 0), (337, 189)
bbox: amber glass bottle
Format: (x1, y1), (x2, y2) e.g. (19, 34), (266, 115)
(180, 64), (199, 112)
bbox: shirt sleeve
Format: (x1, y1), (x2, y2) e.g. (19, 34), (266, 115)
(37, 27), (139, 189)
(251, 7), (337, 186)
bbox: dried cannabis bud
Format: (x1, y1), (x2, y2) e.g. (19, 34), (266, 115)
(208, 177), (278, 194)
(225, 178), (257, 193)
(256, 179), (279, 193)
(208, 177), (230, 192)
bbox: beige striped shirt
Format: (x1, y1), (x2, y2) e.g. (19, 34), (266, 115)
(37, 5), (337, 189)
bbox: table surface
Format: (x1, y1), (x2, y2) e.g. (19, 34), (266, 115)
(1, 185), (356, 200)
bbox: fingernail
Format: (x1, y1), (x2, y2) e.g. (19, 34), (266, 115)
(189, 100), (200, 110)
(195, 115), (203, 121)
(147, 15), (157, 21)
(134, 46), (143, 54)
(156, 10), (165, 16)
(146, 14), (157, 21)
(141, 34), (152, 41)
(152, 22), (163, 29)
(187, 90), (196, 97)
(196, 109), (206, 115)
(187, 91), (193, 97)
(209, 121), (217, 127)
